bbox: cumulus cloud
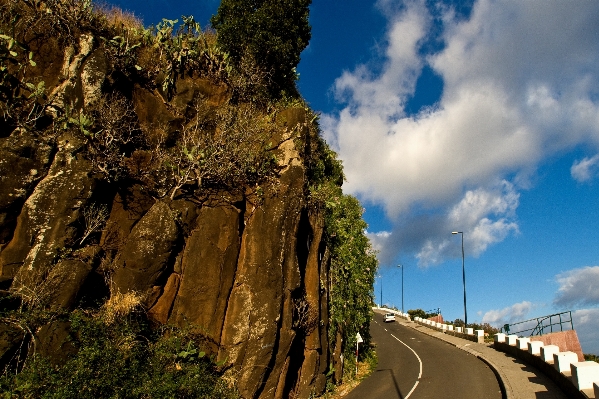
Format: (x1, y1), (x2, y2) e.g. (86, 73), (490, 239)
(552, 268), (599, 354)
(370, 180), (519, 266)
(554, 266), (599, 307)
(482, 301), (533, 326)
(323, 0), (599, 265)
(571, 154), (599, 183)
(573, 309), (599, 355)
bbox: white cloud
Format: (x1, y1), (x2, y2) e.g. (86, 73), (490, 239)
(366, 230), (391, 256)
(324, 0), (599, 265)
(552, 268), (599, 354)
(482, 301), (533, 326)
(571, 154), (599, 183)
(333, 1), (429, 118)
(554, 266), (599, 307)
(573, 309), (599, 355)
(373, 180), (519, 266)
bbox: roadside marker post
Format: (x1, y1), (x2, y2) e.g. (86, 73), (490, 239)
(356, 332), (364, 375)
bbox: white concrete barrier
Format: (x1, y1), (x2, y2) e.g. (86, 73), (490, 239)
(447, 325), (454, 331)
(506, 334), (518, 346)
(540, 345), (560, 364)
(516, 337), (530, 350)
(475, 329), (484, 338)
(455, 327), (463, 333)
(494, 333), (506, 343)
(528, 341), (544, 356)
(570, 361), (599, 391)
(465, 327), (474, 335)
(553, 351), (579, 375)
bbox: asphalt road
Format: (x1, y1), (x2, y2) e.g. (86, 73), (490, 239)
(345, 313), (503, 399)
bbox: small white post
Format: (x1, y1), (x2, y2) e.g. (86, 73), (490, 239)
(571, 361), (599, 391)
(553, 351), (579, 375)
(528, 341), (544, 356)
(540, 345), (559, 364)
(516, 337), (530, 350)
(356, 332), (363, 376)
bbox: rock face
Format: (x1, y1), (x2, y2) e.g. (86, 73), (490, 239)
(0, 31), (331, 399)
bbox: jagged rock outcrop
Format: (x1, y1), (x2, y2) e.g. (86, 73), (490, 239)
(0, 26), (331, 399)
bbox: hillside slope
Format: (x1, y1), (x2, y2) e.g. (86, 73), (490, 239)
(0, 1), (377, 398)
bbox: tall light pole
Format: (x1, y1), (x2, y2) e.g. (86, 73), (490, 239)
(398, 265), (404, 313)
(452, 231), (467, 326)
(379, 274), (383, 308)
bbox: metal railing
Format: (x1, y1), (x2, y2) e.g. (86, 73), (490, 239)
(499, 311), (574, 336)
(426, 308), (441, 315)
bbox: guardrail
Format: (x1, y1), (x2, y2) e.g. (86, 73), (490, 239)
(494, 333), (599, 398)
(374, 306), (599, 399)
(500, 311), (574, 336)
(412, 316), (486, 344)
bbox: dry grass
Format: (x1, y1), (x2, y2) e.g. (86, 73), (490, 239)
(316, 358), (375, 399)
(101, 289), (144, 324)
(95, 3), (144, 31)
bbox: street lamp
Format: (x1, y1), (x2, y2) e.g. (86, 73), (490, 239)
(397, 265), (404, 313)
(452, 231), (467, 326)
(378, 274), (383, 308)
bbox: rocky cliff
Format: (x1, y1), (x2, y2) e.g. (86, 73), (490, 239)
(0, 1), (342, 397)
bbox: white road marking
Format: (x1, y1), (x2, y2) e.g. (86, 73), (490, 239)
(390, 333), (423, 399)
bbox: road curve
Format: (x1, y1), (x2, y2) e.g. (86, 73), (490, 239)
(345, 312), (503, 399)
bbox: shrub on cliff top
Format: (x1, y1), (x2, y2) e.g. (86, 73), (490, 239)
(211, 0), (312, 98)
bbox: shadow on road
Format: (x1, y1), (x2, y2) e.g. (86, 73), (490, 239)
(375, 368), (405, 399)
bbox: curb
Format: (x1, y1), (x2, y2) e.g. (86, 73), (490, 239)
(460, 344), (513, 399)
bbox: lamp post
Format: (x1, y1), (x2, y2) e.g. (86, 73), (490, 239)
(398, 265), (404, 313)
(452, 231), (467, 326)
(379, 274), (383, 308)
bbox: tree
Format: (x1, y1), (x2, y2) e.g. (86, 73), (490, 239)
(326, 193), (378, 378)
(211, 0), (312, 98)
(408, 308), (440, 320)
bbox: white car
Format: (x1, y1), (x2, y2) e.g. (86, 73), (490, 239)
(384, 313), (395, 322)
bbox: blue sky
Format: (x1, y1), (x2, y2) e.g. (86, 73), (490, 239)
(107, 0), (599, 354)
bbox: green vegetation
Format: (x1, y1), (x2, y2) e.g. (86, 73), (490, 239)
(1, 0), (379, 394)
(0, 306), (239, 398)
(211, 0), (311, 98)
(0, 0), (282, 197)
(326, 194), (378, 379)
(463, 322), (499, 336)
(408, 308), (440, 320)
(307, 137), (378, 380)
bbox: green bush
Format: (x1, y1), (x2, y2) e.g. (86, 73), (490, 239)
(325, 193), (378, 377)
(0, 310), (239, 399)
(211, 0), (312, 98)
(584, 353), (599, 362)
(408, 309), (440, 320)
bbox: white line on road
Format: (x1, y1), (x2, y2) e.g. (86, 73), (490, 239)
(390, 333), (423, 399)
